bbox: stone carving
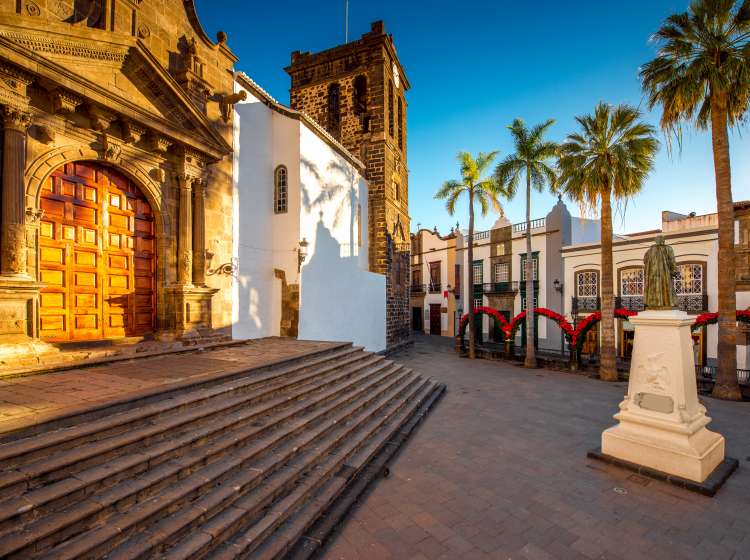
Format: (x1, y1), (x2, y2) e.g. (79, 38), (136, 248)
(137, 24), (151, 39)
(101, 133), (122, 162)
(636, 352), (669, 393)
(220, 91), (247, 123)
(34, 125), (56, 144)
(180, 250), (193, 283)
(121, 120), (145, 144)
(4, 224), (27, 274)
(0, 31), (127, 62)
(644, 235), (677, 309)
(50, 0), (103, 27)
(1, 106), (32, 132)
(25, 1), (41, 16)
(88, 105), (115, 132)
(146, 133), (172, 154)
(49, 89), (83, 114)
(25, 207), (44, 225)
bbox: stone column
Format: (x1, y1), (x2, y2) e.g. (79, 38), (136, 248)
(1, 106), (32, 277)
(176, 175), (193, 286)
(192, 179), (206, 286)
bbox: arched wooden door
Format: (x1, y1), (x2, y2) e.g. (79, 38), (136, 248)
(38, 162), (156, 341)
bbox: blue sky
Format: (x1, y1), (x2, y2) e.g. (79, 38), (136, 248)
(195, 0), (749, 234)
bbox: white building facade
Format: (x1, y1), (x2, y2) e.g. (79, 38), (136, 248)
(231, 74), (386, 351)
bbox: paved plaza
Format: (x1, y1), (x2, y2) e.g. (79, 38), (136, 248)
(0, 338), (336, 434)
(323, 336), (750, 560)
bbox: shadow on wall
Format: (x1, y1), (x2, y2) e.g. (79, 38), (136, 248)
(298, 219), (386, 352)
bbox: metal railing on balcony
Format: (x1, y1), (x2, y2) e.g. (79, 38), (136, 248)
(676, 294), (709, 314)
(512, 218), (546, 233)
(428, 283), (442, 294)
(615, 295), (645, 312)
(572, 296), (600, 313)
(479, 281), (519, 294)
(411, 284), (426, 294)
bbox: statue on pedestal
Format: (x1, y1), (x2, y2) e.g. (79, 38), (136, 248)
(644, 235), (677, 310)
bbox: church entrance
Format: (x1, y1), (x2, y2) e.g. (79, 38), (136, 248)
(38, 162), (156, 341)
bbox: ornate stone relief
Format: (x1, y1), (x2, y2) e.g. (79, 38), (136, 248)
(25, 1), (41, 16)
(0, 31), (127, 63)
(636, 352), (670, 393)
(49, 89), (83, 114)
(121, 119), (146, 144)
(146, 133), (173, 155)
(87, 105), (116, 132)
(101, 133), (123, 163)
(49, 0), (104, 28)
(1, 106), (32, 132)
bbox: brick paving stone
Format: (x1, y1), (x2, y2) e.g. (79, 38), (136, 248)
(321, 334), (750, 559)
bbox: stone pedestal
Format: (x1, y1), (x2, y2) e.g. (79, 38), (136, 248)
(601, 310), (725, 483)
(0, 277), (57, 363)
(166, 285), (219, 339)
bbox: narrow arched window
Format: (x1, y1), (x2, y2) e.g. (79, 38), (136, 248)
(353, 75), (367, 114)
(274, 165), (288, 214)
(327, 83), (341, 135)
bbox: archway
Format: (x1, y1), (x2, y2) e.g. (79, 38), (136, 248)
(37, 161), (157, 341)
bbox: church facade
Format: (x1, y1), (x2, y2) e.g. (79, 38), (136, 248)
(0, 1), (240, 360)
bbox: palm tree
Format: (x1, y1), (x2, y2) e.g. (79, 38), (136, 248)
(640, 0), (749, 400)
(435, 151), (505, 359)
(495, 119), (558, 368)
(558, 103), (659, 381)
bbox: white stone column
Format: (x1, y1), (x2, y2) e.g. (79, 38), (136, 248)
(176, 175), (193, 286)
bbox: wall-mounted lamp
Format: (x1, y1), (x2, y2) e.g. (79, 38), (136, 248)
(205, 248), (238, 277)
(553, 278), (563, 293)
(298, 238), (309, 272)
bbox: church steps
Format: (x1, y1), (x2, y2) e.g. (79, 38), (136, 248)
(0, 358), (399, 557)
(0, 345), (365, 469)
(107, 371), (426, 560)
(36, 365), (417, 560)
(0, 347), (445, 560)
(201, 378), (435, 560)
(0, 350), (379, 499)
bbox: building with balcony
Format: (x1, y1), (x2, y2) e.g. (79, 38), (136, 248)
(562, 205), (750, 368)
(410, 227), (458, 336)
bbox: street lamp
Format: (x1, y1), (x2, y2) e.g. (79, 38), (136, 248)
(297, 238), (309, 272)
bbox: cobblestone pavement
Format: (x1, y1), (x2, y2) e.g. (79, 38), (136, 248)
(0, 338), (337, 434)
(324, 335), (750, 560)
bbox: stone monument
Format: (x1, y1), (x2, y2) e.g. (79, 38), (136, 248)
(597, 236), (732, 488)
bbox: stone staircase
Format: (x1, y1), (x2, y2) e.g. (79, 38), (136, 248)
(0, 344), (445, 559)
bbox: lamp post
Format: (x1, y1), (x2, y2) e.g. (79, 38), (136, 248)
(553, 278), (564, 357)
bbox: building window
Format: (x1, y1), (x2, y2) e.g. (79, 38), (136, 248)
(327, 83), (341, 135)
(494, 262), (509, 283)
(674, 263), (703, 295)
(429, 262), (441, 291)
(455, 264), (461, 299)
(388, 80), (395, 137)
(620, 268), (644, 296)
(398, 97), (404, 150)
(576, 271), (599, 297)
(353, 75), (367, 114)
(472, 261), (483, 285)
(412, 268), (421, 287)
(473, 297), (482, 309)
(393, 181), (400, 202)
(274, 165), (288, 214)
(520, 254), (539, 281)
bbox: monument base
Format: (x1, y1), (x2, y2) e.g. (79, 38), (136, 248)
(601, 309), (728, 484)
(588, 448), (738, 497)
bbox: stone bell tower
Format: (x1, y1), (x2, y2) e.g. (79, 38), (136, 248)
(285, 20), (410, 275)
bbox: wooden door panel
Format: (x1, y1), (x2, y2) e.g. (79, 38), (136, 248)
(39, 163), (156, 342)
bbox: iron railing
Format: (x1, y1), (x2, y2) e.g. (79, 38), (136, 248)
(677, 294), (709, 314)
(411, 284), (425, 294)
(428, 283), (442, 294)
(615, 296), (645, 312)
(478, 281), (519, 294)
(572, 296), (600, 313)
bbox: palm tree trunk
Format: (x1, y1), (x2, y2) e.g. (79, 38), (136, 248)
(599, 182), (617, 381)
(468, 191), (477, 359)
(710, 92), (741, 400)
(524, 171), (537, 368)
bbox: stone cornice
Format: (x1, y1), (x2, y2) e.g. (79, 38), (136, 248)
(0, 35), (231, 161)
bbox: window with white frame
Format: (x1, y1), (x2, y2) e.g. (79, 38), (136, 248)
(274, 166), (288, 214)
(620, 268), (644, 296)
(520, 254), (538, 281)
(521, 294), (538, 310)
(494, 262), (509, 283)
(576, 271), (599, 297)
(674, 263), (703, 295)
(472, 261), (483, 285)
(473, 297), (482, 309)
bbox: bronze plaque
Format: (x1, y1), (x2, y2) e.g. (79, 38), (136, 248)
(634, 392), (674, 414)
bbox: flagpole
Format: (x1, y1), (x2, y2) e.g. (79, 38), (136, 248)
(345, 0), (349, 43)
